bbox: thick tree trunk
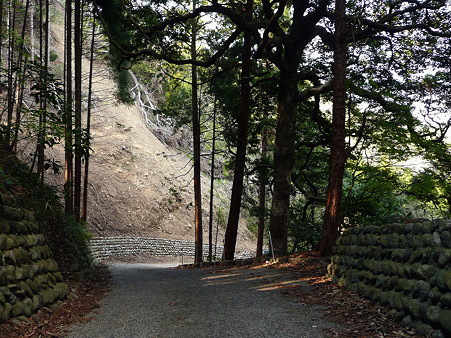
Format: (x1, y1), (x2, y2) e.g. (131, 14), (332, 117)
(269, 67), (298, 257)
(318, 0), (348, 257)
(223, 0), (253, 261)
(192, 0), (203, 263)
(256, 130), (268, 257)
(64, 0), (74, 215)
(74, 0), (82, 220)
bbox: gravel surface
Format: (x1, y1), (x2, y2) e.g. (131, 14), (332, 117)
(66, 263), (341, 337)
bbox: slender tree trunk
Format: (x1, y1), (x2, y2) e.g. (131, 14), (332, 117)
(12, 0), (31, 151)
(30, 0), (34, 60)
(0, 0), (3, 69)
(269, 63), (299, 257)
(64, 0), (74, 215)
(208, 100), (217, 259)
(36, 0), (46, 179)
(40, 0), (49, 183)
(81, 15), (96, 222)
(74, 0), (82, 220)
(256, 130), (268, 257)
(223, 0), (253, 261)
(318, 0), (348, 257)
(6, 0), (16, 147)
(191, 0), (203, 263)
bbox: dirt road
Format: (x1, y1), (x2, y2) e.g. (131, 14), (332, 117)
(67, 263), (340, 337)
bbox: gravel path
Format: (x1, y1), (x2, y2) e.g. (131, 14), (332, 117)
(67, 263), (340, 337)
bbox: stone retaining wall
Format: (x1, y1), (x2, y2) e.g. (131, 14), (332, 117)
(89, 236), (226, 262)
(328, 219), (451, 337)
(0, 193), (69, 322)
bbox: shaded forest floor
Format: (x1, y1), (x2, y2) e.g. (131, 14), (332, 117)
(0, 253), (421, 337)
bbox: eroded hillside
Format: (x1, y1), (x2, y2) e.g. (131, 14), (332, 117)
(17, 3), (256, 256)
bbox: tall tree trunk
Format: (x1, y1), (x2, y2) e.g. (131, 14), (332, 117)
(12, 0), (31, 152)
(208, 100), (217, 259)
(191, 0), (203, 263)
(64, 0), (74, 215)
(256, 130), (268, 257)
(81, 14), (96, 222)
(318, 0), (348, 257)
(40, 0), (49, 183)
(223, 0), (253, 261)
(36, 0), (45, 177)
(0, 0), (3, 69)
(74, 0), (82, 220)
(269, 64), (298, 257)
(30, 0), (34, 60)
(6, 0), (16, 147)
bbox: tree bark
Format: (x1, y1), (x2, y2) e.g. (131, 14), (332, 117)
(74, 0), (82, 220)
(36, 0), (45, 177)
(82, 13), (96, 222)
(208, 100), (217, 259)
(64, 0), (74, 215)
(12, 0), (31, 152)
(256, 130), (267, 257)
(6, 0), (16, 147)
(0, 0), (3, 69)
(269, 65), (298, 257)
(223, 0), (254, 261)
(191, 0), (203, 263)
(318, 0), (348, 257)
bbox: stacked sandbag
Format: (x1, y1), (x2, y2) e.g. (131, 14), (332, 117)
(328, 219), (451, 337)
(0, 193), (68, 322)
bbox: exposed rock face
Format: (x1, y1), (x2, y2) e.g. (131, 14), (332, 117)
(329, 219), (451, 337)
(0, 193), (68, 322)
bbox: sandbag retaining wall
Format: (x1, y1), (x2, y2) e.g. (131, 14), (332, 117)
(89, 236), (225, 262)
(0, 193), (69, 322)
(328, 219), (451, 337)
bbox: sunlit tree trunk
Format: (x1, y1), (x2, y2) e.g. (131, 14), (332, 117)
(223, 0), (253, 261)
(319, 0), (348, 256)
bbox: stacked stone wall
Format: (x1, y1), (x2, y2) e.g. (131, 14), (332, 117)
(89, 236), (225, 262)
(0, 193), (68, 322)
(328, 219), (451, 337)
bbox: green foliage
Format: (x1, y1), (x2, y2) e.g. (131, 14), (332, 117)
(157, 66), (192, 126)
(407, 168), (450, 218)
(288, 198), (322, 252)
(342, 164), (408, 227)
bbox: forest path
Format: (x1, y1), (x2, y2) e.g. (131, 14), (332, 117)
(66, 263), (341, 337)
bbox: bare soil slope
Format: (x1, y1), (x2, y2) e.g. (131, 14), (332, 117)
(36, 7), (256, 255)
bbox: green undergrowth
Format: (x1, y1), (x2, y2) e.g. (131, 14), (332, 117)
(0, 150), (93, 279)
